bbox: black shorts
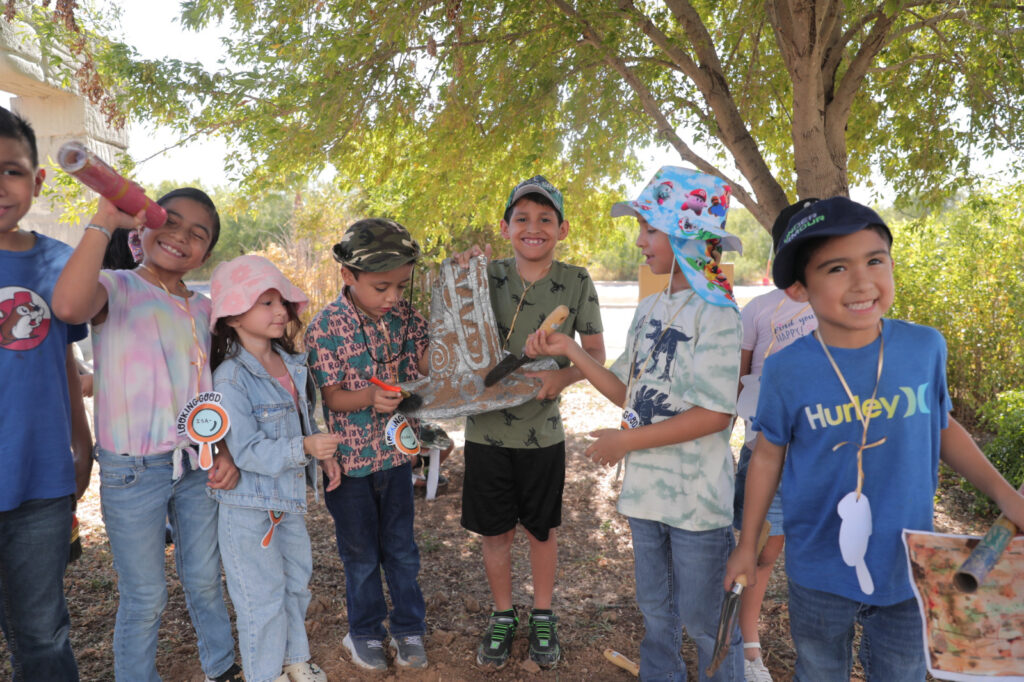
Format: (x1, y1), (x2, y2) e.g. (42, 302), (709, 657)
(460, 440), (565, 542)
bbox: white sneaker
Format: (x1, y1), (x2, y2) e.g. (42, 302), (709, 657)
(343, 632), (388, 672)
(744, 656), (774, 682)
(283, 661), (328, 682)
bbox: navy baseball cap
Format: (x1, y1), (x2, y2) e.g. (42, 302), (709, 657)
(772, 196), (892, 289)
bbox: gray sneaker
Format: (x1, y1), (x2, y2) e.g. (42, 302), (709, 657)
(390, 634), (428, 668)
(343, 632), (387, 672)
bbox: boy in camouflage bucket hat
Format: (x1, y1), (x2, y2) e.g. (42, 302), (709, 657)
(305, 217), (431, 672)
(331, 217), (421, 273)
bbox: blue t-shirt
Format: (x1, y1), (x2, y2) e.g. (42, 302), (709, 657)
(753, 319), (950, 605)
(0, 233), (88, 511)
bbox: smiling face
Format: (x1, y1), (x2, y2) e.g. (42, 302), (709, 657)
(228, 288), (291, 345)
(785, 228), (894, 348)
(0, 136), (44, 237)
(343, 263), (414, 321)
(500, 197), (569, 266)
(139, 197), (215, 278)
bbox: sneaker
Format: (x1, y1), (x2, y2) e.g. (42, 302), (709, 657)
(205, 662), (244, 682)
(476, 610), (518, 669)
(527, 609), (560, 668)
(390, 634), (428, 668)
(343, 632), (387, 671)
(283, 661), (328, 682)
(744, 656), (774, 682)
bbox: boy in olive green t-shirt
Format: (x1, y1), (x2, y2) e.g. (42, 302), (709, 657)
(456, 176), (604, 670)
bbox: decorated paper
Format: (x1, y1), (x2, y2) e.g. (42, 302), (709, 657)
(903, 530), (1024, 680)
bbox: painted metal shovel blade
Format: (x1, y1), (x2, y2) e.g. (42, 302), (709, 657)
(705, 579), (744, 677)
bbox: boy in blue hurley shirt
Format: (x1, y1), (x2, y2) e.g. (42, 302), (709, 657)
(0, 106), (92, 680)
(726, 196), (1024, 681)
(527, 166), (745, 681)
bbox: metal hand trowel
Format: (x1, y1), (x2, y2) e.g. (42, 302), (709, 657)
(483, 305), (569, 387)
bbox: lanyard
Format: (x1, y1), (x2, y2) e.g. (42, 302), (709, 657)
(138, 265), (206, 397)
(814, 323), (887, 499)
(502, 263), (552, 351)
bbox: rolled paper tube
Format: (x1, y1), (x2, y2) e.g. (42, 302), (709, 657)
(953, 515), (1019, 593)
(57, 141), (167, 229)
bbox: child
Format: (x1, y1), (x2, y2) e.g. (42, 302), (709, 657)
(0, 105), (92, 680)
(209, 255), (341, 682)
(52, 190), (243, 682)
(732, 199), (819, 681)
(455, 175), (605, 670)
(304, 218), (430, 672)
(526, 166), (744, 680)
(725, 196), (1024, 681)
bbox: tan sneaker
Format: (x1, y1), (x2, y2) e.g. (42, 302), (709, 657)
(284, 661), (328, 682)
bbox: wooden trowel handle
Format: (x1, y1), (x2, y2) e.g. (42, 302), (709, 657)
(539, 305), (569, 334)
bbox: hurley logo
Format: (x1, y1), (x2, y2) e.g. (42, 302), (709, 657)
(803, 383), (932, 430)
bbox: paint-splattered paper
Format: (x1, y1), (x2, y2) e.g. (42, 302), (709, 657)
(903, 530), (1024, 680)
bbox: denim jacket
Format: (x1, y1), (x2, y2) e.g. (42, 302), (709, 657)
(210, 346), (321, 513)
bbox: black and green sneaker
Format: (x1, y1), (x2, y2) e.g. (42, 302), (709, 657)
(476, 609), (518, 669)
(528, 609), (560, 668)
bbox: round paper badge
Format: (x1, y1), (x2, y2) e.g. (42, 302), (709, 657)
(177, 392), (230, 470)
(621, 408), (641, 430)
(385, 413), (421, 456)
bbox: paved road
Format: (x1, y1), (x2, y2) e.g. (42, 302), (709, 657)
(595, 282), (773, 361)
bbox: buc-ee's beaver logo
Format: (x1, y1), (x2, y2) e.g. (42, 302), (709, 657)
(0, 287), (51, 351)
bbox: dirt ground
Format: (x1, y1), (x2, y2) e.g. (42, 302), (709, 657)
(2, 382), (991, 681)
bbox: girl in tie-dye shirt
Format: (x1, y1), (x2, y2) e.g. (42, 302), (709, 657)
(53, 189), (245, 682)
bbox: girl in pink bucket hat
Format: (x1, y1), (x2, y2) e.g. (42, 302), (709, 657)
(209, 255), (341, 682)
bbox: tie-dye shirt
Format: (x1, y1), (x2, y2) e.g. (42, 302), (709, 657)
(609, 287), (741, 530)
(93, 269), (213, 456)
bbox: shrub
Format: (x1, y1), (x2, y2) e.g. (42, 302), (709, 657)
(961, 390), (1024, 515)
(889, 186), (1024, 422)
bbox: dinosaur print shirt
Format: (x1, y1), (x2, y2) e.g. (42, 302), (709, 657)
(466, 259), (603, 449)
(610, 287), (741, 530)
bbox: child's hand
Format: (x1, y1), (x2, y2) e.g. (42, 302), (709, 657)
(321, 457), (342, 492)
(524, 329), (576, 359)
(371, 385), (403, 413)
(303, 433), (343, 460)
(452, 244), (491, 267)
(724, 545), (758, 591)
(208, 447), (241, 490)
(92, 197), (147, 231)
(585, 428), (630, 467)
(524, 368), (573, 400)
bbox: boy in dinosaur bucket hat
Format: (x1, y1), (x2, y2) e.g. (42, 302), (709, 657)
(304, 217), (431, 672)
(526, 166), (745, 679)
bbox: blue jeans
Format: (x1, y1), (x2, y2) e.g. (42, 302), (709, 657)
(628, 518), (742, 682)
(97, 448), (235, 682)
(733, 444), (784, 535)
(0, 496), (78, 681)
(219, 505), (313, 682)
(324, 463), (425, 641)
(788, 578), (926, 681)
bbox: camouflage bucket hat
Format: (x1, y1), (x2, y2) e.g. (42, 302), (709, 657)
(332, 218), (421, 272)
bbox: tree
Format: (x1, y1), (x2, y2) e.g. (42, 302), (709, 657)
(13, 1), (1024, 237)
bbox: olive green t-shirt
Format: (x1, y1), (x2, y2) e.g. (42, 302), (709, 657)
(465, 259), (604, 449)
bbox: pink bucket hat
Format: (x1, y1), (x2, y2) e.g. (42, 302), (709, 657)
(209, 255), (309, 331)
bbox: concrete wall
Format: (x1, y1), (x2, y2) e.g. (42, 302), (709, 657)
(1, 19), (128, 245)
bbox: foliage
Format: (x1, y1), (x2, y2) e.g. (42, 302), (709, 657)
(723, 209), (772, 285)
(890, 184), (1024, 421)
(14, 0), (1024, 245)
(962, 391), (1024, 516)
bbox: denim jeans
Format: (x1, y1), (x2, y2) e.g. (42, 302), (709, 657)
(0, 495), (78, 681)
(628, 518), (742, 682)
(732, 444), (784, 535)
(97, 448), (235, 682)
(219, 505), (312, 682)
(324, 462), (425, 641)
(788, 578), (926, 681)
